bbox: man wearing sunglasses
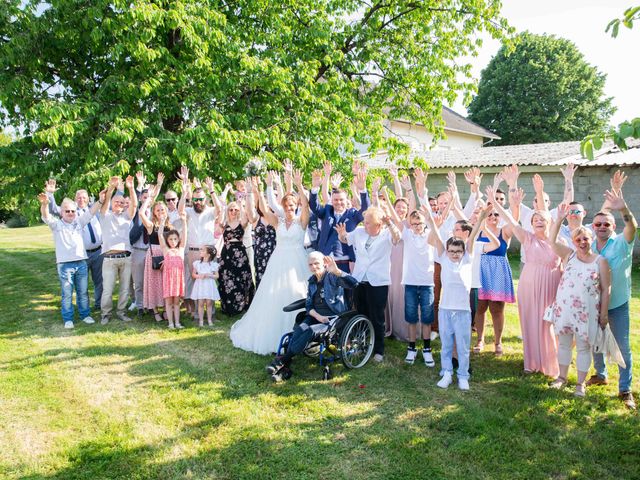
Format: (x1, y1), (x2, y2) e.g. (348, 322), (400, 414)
(587, 187), (637, 410)
(557, 201), (587, 249)
(38, 190), (105, 329)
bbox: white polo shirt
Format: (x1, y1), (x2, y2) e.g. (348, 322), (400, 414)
(43, 209), (94, 263)
(438, 251), (474, 312)
(401, 227), (435, 286)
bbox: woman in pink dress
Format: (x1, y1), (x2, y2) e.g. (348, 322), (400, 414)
(490, 187), (561, 378)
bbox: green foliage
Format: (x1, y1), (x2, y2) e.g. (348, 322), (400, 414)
(467, 32), (615, 146)
(0, 0), (510, 208)
(582, 6), (640, 160)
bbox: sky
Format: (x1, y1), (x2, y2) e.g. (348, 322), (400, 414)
(451, 0), (639, 127)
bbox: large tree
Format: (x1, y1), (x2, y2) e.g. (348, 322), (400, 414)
(0, 0), (509, 206)
(468, 32), (615, 146)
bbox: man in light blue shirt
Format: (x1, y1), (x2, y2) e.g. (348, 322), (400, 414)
(588, 185), (637, 410)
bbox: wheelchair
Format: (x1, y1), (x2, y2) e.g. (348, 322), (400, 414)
(275, 298), (375, 380)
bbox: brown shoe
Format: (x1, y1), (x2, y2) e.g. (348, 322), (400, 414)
(586, 375), (608, 386)
(619, 392), (636, 410)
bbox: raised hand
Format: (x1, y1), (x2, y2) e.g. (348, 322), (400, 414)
(125, 175), (135, 190)
(556, 202), (570, 219)
(323, 161), (332, 176)
(603, 189), (627, 211)
(399, 174), (412, 192)
(135, 170), (146, 189)
(44, 179), (57, 193)
(109, 176), (120, 189)
(464, 167), (482, 187)
(447, 170), (457, 188)
(293, 169), (303, 186)
(532, 174), (544, 193)
(177, 165), (189, 182)
(205, 177), (215, 193)
(354, 169), (366, 191)
(501, 164), (519, 187)
(492, 172), (504, 189)
(156, 172), (165, 185)
(561, 162), (577, 181)
(610, 170), (627, 193)
(371, 177), (382, 194)
(334, 222), (348, 241)
(98, 189), (107, 203)
(37, 192), (49, 205)
(283, 158), (293, 173)
(330, 172), (343, 188)
(324, 255), (340, 275)
(311, 169), (322, 189)
(389, 165), (398, 178)
(265, 170), (274, 187)
(192, 177), (202, 189)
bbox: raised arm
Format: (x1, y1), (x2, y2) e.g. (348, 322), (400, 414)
(560, 163), (576, 204)
(38, 192), (52, 224)
(256, 183), (279, 228)
(532, 174), (548, 213)
(548, 203), (573, 259)
(598, 257), (611, 327)
(265, 171), (285, 217)
(157, 221), (168, 254)
(601, 170), (627, 213)
(381, 188), (402, 229)
(398, 174), (416, 212)
(389, 166), (403, 199)
(321, 162), (332, 205)
(350, 178), (361, 210)
(421, 203), (444, 257)
(604, 189), (638, 243)
(487, 186), (528, 244)
(178, 210), (187, 248)
(44, 179), (62, 217)
(139, 193), (155, 232)
(102, 176), (119, 216)
(414, 167), (427, 201)
(467, 204), (491, 256)
(379, 201), (401, 245)
(294, 170), (310, 229)
(125, 175), (137, 219)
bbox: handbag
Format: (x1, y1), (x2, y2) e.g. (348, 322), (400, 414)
(152, 255), (164, 270)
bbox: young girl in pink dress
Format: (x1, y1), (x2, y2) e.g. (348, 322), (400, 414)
(191, 245), (220, 327)
(158, 212), (187, 329)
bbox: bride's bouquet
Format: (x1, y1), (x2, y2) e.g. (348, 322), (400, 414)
(243, 156), (265, 178)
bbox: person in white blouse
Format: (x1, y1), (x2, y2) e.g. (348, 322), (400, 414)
(336, 204), (400, 363)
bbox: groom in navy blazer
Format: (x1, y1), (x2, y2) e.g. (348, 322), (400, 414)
(309, 173), (369, 273)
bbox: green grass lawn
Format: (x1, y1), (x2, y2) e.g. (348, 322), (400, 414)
(1, 225), (639, 480)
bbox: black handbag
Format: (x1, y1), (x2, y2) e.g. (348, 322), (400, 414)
(152, 255), (164, 270)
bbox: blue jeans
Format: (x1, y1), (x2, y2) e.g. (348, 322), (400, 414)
(593, 302), (633, 393)
(57, 260), (90, 323)
(282, 316), (317, 364)
(439, 309), (471, 379)
(404, 285), (434, 324)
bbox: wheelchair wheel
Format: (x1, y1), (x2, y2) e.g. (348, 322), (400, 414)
(339, 315), (375, 369)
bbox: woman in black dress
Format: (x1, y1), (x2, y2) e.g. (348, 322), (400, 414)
(218, 200), (255, 315)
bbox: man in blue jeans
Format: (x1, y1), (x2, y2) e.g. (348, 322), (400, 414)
(587, 184), (637, 410)
(39, 189), (104, 329)
(267, 253), (357, 380)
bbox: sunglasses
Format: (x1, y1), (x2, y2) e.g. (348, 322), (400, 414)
(568, 209), (583, 215)
(192, 197), (205, 202)
(488, 212), (499, 217)
(165, 198), (178, 202)
(64, 209), (77, 213)
(593, 222), (611, 228)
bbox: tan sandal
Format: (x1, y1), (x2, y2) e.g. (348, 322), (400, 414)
(473, 341), (484, 353)
(494, 343), (503, 356)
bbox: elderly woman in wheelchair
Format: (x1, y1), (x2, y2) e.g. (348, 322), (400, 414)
(266, 252), (374, 381)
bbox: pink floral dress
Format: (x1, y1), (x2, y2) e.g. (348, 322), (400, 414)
(543, 253), (602, 345)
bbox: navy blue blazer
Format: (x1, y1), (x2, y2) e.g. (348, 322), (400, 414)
(309, 190), (370, 256)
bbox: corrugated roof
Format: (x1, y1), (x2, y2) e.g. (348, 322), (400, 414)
(360, 139), (640, 170)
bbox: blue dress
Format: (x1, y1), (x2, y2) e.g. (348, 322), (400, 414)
(478, 229), (515, 303)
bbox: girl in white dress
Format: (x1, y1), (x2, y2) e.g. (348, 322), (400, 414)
(191, 245), (221, 327)
(230, 171), (310, 355)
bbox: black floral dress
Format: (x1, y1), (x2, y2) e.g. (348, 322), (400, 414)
(253, 218), (277, 290)
(219, 223), (255, 315)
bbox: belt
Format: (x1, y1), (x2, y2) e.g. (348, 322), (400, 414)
(103, 252), (131, 259)
(188, 247), (201, 251)
(335, 259), (350, 264)
(132, 246), (148, 251)
(86, 246), (101, 253)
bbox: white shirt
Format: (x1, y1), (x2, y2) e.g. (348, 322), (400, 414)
(168, 209), (183, 233)
(100, 211), (133, 252)
(186, 206), (217, 248)
(401, 227), (435, 286)
(347, 227), (393, 286)
(46, 192), (102, 250)
(43, 209), (94, 263)
(438, 251), (473, 311)
(471, 240), (486, 288)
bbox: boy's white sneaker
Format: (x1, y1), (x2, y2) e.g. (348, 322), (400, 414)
(437, 372), (452, 389)
(404, 348), (417, 365)
(64, 321), (74, 329)
(422, 349), (435, 367)
(458, 378), (470, 391)
(82, 316), (95, 324)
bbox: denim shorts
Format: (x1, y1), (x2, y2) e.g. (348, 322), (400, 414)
(404, 285), (435, 325)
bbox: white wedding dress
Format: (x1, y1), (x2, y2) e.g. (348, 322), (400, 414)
(230, 217), (309, 355)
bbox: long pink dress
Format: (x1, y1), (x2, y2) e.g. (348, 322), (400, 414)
(517, 232), (562, 377)
(384, 232), (410, 342)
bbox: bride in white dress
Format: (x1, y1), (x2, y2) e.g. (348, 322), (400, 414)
(230, 171), (310, 355)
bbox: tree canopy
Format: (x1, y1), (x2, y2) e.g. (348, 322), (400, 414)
(468, 32), (615, 146)
(0, 0), (510, 207)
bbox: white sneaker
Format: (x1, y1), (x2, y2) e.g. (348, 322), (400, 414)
(458, 378), (470, 391)
(437, 372), (452, 389)
(373, 354), (384, 363)
(64, 321), (74, 329)
(422, 349), (435, 367)
(82, 316), (95, 325)
(128, 302), (138, 312)
(430, 331), (439, 341)
(404, 348), (417, 365)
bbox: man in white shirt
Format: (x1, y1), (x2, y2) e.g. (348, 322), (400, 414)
(45, 181), (104, 311)
(39, 190), (104, 329)
(99, 176), (137, 324)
